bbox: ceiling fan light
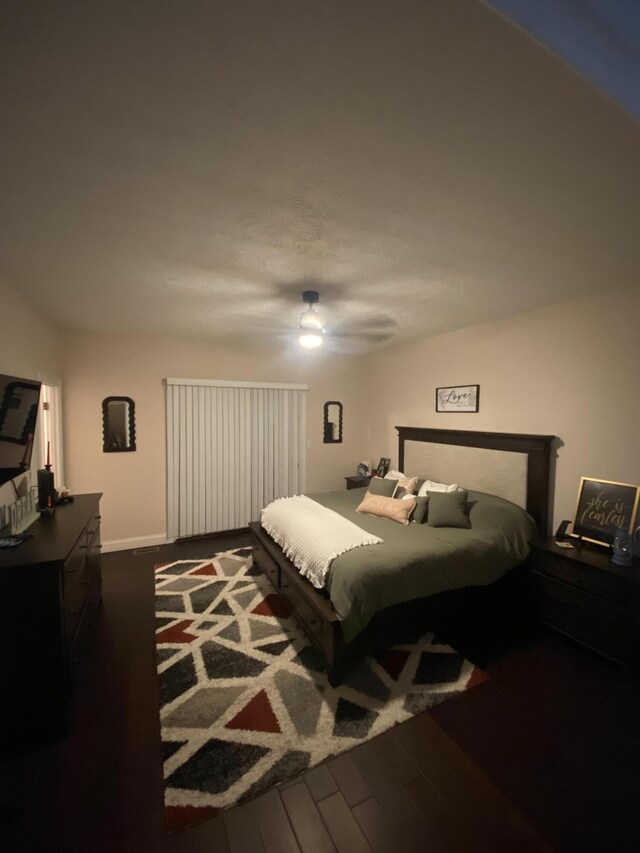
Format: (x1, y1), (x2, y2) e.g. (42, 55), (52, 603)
(299, 332), (323, 348)
(299, 306), (325, 331)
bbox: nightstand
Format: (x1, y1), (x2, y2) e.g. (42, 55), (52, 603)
(529, 537), (640, 670)
(345, 475), (371, 490)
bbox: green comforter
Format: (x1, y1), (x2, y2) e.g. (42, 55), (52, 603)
(311, 487), (537, 642)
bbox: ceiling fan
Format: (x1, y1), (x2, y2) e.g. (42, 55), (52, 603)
(293, 289), (397, 351)
(298, 290), (325, 348)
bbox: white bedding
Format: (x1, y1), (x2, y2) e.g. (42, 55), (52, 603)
(260, 495), (383, 588)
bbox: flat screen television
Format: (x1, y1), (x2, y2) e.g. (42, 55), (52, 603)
(0, 374), (42, 490)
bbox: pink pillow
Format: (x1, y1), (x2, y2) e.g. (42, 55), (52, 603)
(356, 492), (416, 526)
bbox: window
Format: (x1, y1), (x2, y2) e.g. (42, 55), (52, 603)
(166, 378), (307, 538)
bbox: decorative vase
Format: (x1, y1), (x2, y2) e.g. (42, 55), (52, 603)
(611, 528), (633, 567)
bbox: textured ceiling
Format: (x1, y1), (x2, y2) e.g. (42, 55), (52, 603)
(1, 0), (638, 354)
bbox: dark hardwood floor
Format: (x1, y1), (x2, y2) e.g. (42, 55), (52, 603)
(1, 532), (639, 853)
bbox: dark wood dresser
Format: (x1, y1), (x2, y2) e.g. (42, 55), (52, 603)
(529, 536), (640, 670)
(0, 493), (102, 753)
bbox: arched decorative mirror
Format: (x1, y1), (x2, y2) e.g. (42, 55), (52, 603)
(323, 401), (343, 444)
(102, 396), (136, 452)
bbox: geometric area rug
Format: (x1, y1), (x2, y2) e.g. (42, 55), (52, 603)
(155, 548), (488, 834)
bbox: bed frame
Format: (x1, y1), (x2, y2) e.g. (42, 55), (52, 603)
(249, 426), (555, 684)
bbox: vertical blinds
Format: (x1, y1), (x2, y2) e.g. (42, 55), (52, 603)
(165, 379), (307, 539)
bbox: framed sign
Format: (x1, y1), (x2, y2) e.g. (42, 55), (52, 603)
(573, 477), (640, 546)
(436, 384), (479, 413)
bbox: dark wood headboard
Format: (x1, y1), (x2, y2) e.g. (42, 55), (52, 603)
(397, 426), (555, 534)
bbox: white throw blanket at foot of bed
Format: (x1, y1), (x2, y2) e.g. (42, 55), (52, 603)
(261, 495), (383, 588)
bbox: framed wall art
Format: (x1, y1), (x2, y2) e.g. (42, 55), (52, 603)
(572, 477), (640, 546)
(436, 384), (479, 413)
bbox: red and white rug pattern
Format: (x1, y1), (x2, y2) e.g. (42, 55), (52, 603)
(154, 548), (488, 832)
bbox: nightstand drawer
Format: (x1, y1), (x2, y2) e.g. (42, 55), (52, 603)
(533, 549), (638, 610)
(530, 571), (640, 667)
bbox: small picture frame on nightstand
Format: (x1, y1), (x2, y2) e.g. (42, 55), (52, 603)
(375, 457), (390, 478)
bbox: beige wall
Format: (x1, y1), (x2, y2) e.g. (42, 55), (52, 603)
(4, 276), (637, 546)
(0, 278), (63, 508)
(362, 286), (640, 534)
(63, 331), (365, 546)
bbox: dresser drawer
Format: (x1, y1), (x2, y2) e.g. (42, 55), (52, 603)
(64, 609), (82, 649)
(63, 533), (87, 602)
(86, 517), (102, 587)
(86, 521), (100, 552)
(64, 531), (86, 574)
(63, 574), (87, 648)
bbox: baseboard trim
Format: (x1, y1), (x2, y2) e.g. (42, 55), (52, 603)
(102, 533), (172, 554)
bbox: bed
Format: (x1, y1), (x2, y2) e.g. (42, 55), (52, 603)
(249, 426), (554, 683)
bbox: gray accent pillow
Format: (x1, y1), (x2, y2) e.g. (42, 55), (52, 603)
(427, 490), (471, 528)
(368, 477), (397, 498)
(411, 495), (430, 524)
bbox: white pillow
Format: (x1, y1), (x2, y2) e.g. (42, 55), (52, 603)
(385, 471), (418, 496)
(418, 479), (463, 496)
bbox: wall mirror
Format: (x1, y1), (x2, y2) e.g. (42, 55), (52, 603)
(102, 396), (136, 452)
(323, 401), (343, 444)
